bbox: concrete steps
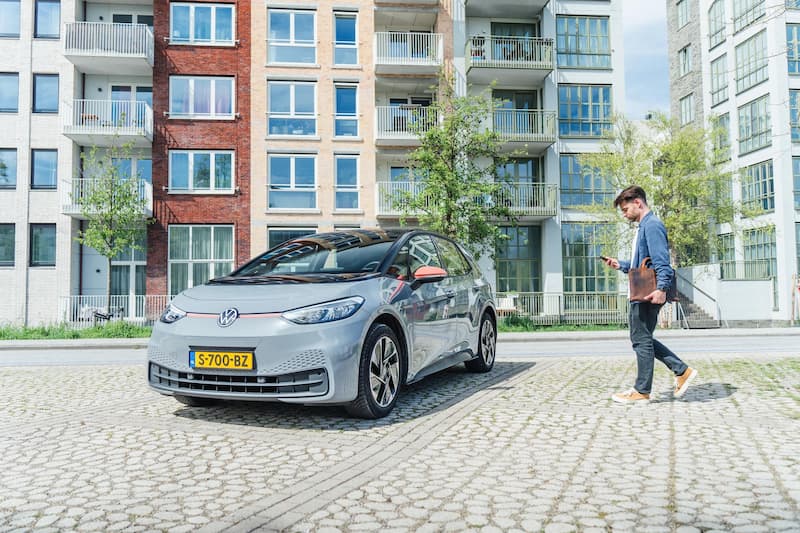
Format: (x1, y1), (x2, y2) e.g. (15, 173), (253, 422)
(676, 292), (721, 329)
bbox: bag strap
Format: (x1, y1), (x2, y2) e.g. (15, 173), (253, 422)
(639, 257), (651, 269)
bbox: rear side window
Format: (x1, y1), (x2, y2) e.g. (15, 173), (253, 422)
(433, 236), (471, 276)
(406, 234), (442, 273)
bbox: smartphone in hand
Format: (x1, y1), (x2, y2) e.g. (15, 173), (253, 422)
(599, 255), (609, 261)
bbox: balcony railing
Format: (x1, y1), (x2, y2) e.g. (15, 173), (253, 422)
(63, 178), (153, 217)
(466, 36), (554, 70)
(376, 181), (558, 216)
(64, 99), (154, 139)
(375, 106), (436, 139)
(496, 292), (629, 325)
(375, 32), (443, 66)
(493, 109), (557, 142)
(59, 294), (171, 327)
(65, 22), (154, 64)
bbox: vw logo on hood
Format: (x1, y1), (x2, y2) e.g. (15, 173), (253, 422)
(217, 308), (239, 327)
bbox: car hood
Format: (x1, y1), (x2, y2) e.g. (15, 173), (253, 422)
(172, 278), (371, 314)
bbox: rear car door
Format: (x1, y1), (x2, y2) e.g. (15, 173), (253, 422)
(432, 236), (473, 355)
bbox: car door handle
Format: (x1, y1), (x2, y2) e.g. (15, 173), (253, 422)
(444, 289), (456, 299)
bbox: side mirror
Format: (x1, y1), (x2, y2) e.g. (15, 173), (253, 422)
(412, 265), (448, 288)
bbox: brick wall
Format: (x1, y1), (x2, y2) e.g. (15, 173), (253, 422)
(148, 0), (251, 296)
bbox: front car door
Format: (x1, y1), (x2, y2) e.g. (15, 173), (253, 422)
(432, 236), (473, 356)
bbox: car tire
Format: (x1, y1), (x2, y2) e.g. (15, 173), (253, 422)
(346, 323), (403, 419)
(465, 313), (496, 373)
(174, 395), (218, 407)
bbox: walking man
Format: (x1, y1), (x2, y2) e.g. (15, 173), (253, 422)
(601, 185), (697, 403)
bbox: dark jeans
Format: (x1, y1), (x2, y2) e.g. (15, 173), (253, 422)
(629, 302), (688, 394)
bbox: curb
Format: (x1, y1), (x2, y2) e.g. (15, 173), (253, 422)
(0, 338), (151, 351)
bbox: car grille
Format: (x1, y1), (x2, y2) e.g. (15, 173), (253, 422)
(149, 363), (329, 397)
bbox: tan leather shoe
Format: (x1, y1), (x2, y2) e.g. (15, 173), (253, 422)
(674, 367), (697, 398)
(611, 388), (650, 403)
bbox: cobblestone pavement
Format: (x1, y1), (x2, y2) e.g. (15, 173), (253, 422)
(1, 352), (799, 533)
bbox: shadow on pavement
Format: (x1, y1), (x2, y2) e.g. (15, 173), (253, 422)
(653, 382), (737, 403)
(170, 361), (535, 431)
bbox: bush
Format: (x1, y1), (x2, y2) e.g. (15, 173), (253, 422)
(0, 322), (151, 340)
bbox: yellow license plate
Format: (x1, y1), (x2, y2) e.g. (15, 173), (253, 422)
(190, 350), (253, 370)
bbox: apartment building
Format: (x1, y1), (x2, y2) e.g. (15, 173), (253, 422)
(0, 0), (624, 326)
(667, 0), (800, 323)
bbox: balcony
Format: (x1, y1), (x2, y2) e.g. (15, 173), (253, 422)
(376, 181), (557, 218)
(375, 32), (443, 75)
(64, 22), (154, 75)
(492, 109), (557, 151)
(63, 99), (153, 148)
(465, 0), (548, 18)
(375, 106), (436, 146)
(466, 36), (554, 86)
(62, 178), (153, 219)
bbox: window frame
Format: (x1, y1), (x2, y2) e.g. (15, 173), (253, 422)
(168, 75), (235, 120)
(733, 0), (765, 33)
(267, 153), (317, 210)
(334, 154), (359, 211)
(167, 224), (234, 295)
(559, 154), (613, 207)
(740, 159), (774, 213)
(708, 0), (726, 49)
(0, 147), (17, 188)
(713, 113), (731, 163)
(30, 149), (57, 190)
(0, 223), (13, 266)
(34, 0), (60, 39)
(788, 24), (800, 75)
(0, 72), (19, 113)
(0, 0), (20, 38)
(32, 73), (58, 114)
(677, 0), (689, 29)
(267, 80), (317, 136)
(168, 150), (235, 193)
(792, 157), (800, 210)
(679, 93), (694, 126)
(169, 2), (236, 46)
(29, 223), (55, 267)
(333, 12), (358, 65)
(735, 30), (768, 94)
(267, 8), (317, 65)
(678, 45), (692, 77)
(496, 226), (541, 293)
(334, 84), (358, 137)
(710, 54), (728, 106)
(555, 15), (611, 69)
(738, 94), (771, 155)
(561, 222), (618, 293)
(557, 84), (612, 137)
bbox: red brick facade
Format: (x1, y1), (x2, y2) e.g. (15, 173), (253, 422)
(148, 0), (251, 296)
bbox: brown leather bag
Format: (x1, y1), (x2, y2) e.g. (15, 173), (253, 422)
(629, 257), (657, 302)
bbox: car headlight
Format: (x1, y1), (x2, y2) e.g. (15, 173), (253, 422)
(282, 296), (365, 325)
(160, 304), (187, 324)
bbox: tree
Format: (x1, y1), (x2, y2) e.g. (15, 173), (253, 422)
(391, 73), (517, 259)
(579, 113), (737, 267)
(74, 141), (152, 314)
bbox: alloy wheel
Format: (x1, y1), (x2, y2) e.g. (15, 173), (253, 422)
(369, 335), (400, 407)
(480, 318), (496, 366)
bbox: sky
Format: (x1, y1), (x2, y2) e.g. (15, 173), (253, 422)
(621, 0), (670, 120)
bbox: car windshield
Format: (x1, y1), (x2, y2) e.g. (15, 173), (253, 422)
(232, 232), (397, 277)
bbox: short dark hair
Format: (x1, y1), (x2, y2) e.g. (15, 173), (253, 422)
(614, 185), (647, 208)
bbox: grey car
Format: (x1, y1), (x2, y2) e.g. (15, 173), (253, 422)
(148, 229), (497, 418)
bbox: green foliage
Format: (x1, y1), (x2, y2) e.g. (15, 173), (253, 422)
(392, 73), (517, 259)
(579, 113), (737, 267)
(0, 321), (151, 339)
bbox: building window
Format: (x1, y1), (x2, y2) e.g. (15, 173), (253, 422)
(559, 154), (613, 206)
(709, 0), (726, 48)
(790, 0), (800, 9)
(0, 0), (20, 37)
(334, 13), (357, 65)
(793, 157), (800, 209)
(743, 226), (777, 306)
(268, 81), (316, 135)
(718, 233), (735, 278)
(169, 76), (234, 119)
(555, 15), (611, 68)
(741, 159), (774, 213)
(0, 224), (13, 266)
(679, 94), (694, 126)
(735, 31), (767, 93)
(31, 149), (57, 189)
(557, 85), (612, 137)
(713, 113), (731, 162)
(169, 150), (233, 193)
(170, 3), (235, 46)
(738, 95), (771, 155)
(268, 8), (316, 64)
(334, 85), (357, 137)
(678, 45), (692, 76)
(0, 148), (16, 188)
(268, 154), (316, 209)
(268, 227), (315, 249)
(788, 25), (800, 74)
(496, 226), (541, 293)
(792, 91), (800, 142)
(168, 225), (233, 295)
(0, 73), (19, 113)
(30, 224), (55, 266)
(733, 0), (764, 33)
(32, 74), (58, 113)
(34, 0), (59, 38)
(334, 155), (358, 210)
(796, 225), (800, 276)
(562, 223), (617, 292)
(676, 0), (689, 28)
(710, 55), (728, 106)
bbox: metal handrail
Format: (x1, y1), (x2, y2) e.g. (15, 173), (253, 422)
(675, 271), (726, 327)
